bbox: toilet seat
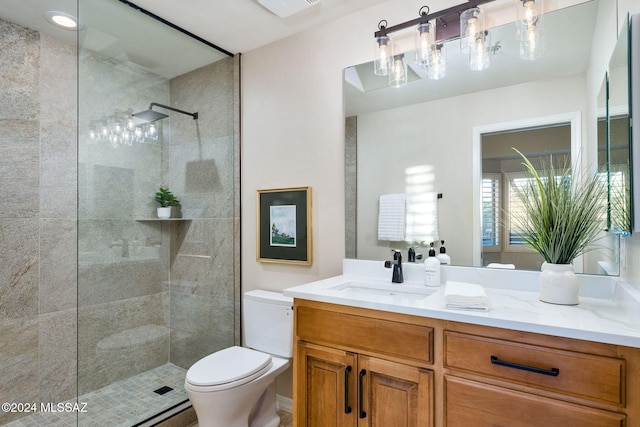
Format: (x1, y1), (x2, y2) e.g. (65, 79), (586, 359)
(185, 346), (272, 391)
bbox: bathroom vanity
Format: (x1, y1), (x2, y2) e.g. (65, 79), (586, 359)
(285, 260), (640, 426)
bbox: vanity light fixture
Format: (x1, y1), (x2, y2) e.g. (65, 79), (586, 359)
(373, 1), (494, 84)
(374, 23), (394, 76)
(427, 44), (447, 80)
(516, 0), (545, 60)
(389, 54), (408, 88)
(460, 7), (491, 71)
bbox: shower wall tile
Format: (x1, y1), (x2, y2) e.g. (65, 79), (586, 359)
(78, 219), (166, 306)
(0, 218), (39, 320)
(40, 121), (77, 218)
(77, 293), (169, 394)
(166, 136), (234, 219)
(0, 316), (38, 425)
(170, 218), (234, 298)
(0, 119), (40, 217)
(38, 308), (77, 404)
(0, 19), (40, 121)
(40, 218), (77, 313)
(345, 116), (357, 259)
(39, 35), (77, 219)
(169, 292), (235, 369)
(170, 58), (234, 141)
(40, 34), (77, 125)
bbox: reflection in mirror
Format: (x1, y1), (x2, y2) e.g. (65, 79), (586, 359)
(344, 0), (624, 275)
(608, 17), (631, 235)
(481, 124), (571, 270)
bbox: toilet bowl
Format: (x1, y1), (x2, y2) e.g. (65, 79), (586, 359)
(185, 290), (293, 427)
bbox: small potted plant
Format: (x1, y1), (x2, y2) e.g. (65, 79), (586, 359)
(154, 185), (180, 219)
(511, 149), (606, 305)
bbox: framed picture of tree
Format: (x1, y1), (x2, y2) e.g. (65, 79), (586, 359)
(256, 187), (312, 265)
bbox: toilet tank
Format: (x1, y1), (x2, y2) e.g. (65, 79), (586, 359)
(243, 290), (293, 358)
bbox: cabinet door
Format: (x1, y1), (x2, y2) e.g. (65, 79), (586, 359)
(444, 375), (626, 427)
(358, 355), (434, 427)
(295, 342), (357, 427)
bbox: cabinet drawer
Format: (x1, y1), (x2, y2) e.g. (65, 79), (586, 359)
(444, 376), (626, 427)
(444, 331), (625, 406)
(296, 306), (433, 364)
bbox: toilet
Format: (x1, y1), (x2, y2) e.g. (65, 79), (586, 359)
(184, 290), (293, 427)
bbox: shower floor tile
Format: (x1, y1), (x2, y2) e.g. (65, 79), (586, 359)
(5, 363), (188, 427)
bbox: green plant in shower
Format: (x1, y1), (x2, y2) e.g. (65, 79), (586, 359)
(154, 186), (180, 207)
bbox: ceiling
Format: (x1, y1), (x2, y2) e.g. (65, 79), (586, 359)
(129, 0), (388, 54)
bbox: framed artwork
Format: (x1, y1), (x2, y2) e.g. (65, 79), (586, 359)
(257, 187), (312, 265)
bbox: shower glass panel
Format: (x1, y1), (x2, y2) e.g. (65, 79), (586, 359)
(77, 1), (239, 425)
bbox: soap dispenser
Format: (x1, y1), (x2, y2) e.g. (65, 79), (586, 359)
(423, 242), (441, 287)
(437, 240), (451, 265)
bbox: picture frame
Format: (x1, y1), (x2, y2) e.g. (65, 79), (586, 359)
(256, 187), (312, 265)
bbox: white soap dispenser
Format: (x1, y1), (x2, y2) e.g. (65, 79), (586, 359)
(423, 242), (441, 287)
(437, 239), (451, 265)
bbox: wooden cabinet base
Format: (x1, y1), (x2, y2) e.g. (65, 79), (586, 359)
(292, 299), (638, 426)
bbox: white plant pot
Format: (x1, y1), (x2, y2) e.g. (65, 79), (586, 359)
(538, 262), (579, 305)
(157, 207), (172, 219)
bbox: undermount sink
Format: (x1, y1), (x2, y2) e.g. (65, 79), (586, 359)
(327, 280), (437, 301)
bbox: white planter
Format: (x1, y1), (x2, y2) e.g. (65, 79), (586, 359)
(157, 207), (172, 219)
(538, 262), (579, 305)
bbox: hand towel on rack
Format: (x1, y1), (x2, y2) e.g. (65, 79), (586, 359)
(443, 281), (489, 312)
(377, 193), (406, 241)
(405, 191), (439, 243)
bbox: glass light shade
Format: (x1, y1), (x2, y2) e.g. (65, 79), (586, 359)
(427, 45), (446, 80)
(469, 31), (491, 71)
(516, 0), (544, 40)
(374, 35), (393, 76)
(414, 22), (434, 67)
(389, 55), (407, 88)
(519, 24), (545, 60)
(460, 7), (484, 53)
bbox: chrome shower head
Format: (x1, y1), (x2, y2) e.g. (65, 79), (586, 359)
(131, 102), (198, 123)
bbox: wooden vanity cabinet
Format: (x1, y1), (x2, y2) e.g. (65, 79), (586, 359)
(292, 299), (640, 427)
(293, 300), (435, 427)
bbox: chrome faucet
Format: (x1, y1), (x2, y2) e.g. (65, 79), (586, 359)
(384, 249), (403, 283)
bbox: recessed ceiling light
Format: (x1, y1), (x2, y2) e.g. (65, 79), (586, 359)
(44, 11), (84, 30)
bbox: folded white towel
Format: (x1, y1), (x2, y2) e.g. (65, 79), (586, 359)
(378, 194), (406, 241)
(487, 263), (516, 270)
(443, 281), (489, 312)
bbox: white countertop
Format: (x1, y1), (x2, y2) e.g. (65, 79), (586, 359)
(283, 260), (640, 348)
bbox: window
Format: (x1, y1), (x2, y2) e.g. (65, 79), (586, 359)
(481, 173), (500, 250)
(506, 172), (533, 249)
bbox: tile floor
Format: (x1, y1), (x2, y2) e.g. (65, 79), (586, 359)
(5, 363), (293, 427)
(6, 364), (188, 427)
(187, 410), (292, 427)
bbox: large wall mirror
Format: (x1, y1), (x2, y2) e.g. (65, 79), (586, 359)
(344, 0), (629, 275)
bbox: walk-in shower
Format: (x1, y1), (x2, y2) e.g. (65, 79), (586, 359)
(0, 1), (240, 426)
